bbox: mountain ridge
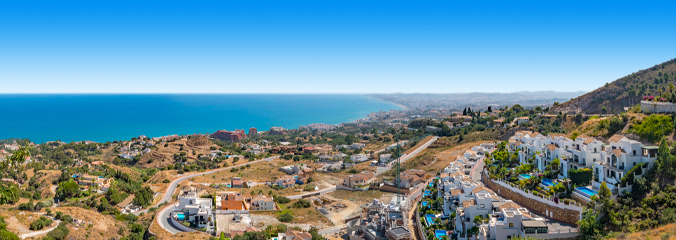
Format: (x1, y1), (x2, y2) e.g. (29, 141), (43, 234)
(551, 58), (676, 114)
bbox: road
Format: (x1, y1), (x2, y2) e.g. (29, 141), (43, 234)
(155, 136), (440, 235)
(19, 218), (61, 239)
(375, 137), (439, 176)
(137, 156), (279, 216)
(318, 224), (346, 235)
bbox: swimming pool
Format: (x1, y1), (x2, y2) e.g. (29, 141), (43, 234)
(423, 190), (431, 198)
(425, 214), (436, 226)
(519, 174), (532, 179)
(541, 179), (554, 187)
(434, 230), (447, 240)
(429, 182), (434, 188)
(176, 213), (186, 221)
(576, 187), (598, 198)
(422, 201), (429, 207)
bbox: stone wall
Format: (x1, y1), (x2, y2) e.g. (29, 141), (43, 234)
(641, 101), (676, 113)
(482, 173), (582, 225)
(571, 194), (590, 207)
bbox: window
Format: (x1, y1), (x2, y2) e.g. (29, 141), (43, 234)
(481, 204), (485, 208)
(509, 223), (514, 228)
(633, 150), (636, 156)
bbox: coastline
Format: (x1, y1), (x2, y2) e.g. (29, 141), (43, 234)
(365, 95), (409, 111)
(0, 94), (407, 143)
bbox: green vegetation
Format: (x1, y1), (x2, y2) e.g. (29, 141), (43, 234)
(291, 199), (311, 208)
(554, 58), (676, 113)
(29, 216), (53, 230)
(568, 168), (593, 186)
(277, 210), (294, 222)
(580, 138), (676, 238)
(631, 114), (674, 142)
(0, 216), (19, 240)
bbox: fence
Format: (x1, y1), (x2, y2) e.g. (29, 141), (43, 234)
(487, 172), (583, 211)
(483, 171), (583, 225)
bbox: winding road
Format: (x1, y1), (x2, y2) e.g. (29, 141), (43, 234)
(19, 217), (61, 239)
(154, 136), (440, 235)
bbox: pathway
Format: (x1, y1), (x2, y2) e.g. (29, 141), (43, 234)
(156, 136), (440, 235)
(19, 218), (61, 239)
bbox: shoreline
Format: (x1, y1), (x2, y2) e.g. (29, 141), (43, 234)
(4, 94), (408, 143)
(364, 95), (409, 111)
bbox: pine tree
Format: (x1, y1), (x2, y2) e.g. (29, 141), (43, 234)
(462, 108), (467, 116)
(487, 106), (492, 112)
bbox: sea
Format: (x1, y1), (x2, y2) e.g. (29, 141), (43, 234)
(0, 94), (402, 143)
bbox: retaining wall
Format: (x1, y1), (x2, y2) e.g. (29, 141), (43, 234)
(482, 172), (582, 225)
(170, 214), (196, 232)
(641, 101), (676, 113)
(336, 184), (369, 191)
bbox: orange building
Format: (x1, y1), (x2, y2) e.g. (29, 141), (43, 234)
(218, 192), (245, 210)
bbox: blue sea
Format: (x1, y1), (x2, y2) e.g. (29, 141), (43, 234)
(0, 94), (402, 143)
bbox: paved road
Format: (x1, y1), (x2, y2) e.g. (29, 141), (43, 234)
(155, 136), (440, 235)
(318, 224), (346, 235)
(149, 156), (280, 234)
(19, 217), (61, 239)
(375, 137), (439, 176)
(287, 186), (337, 200)
(137, 156), (279, 216)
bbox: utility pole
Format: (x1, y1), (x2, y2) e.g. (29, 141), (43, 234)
(396, 134), (401, 207)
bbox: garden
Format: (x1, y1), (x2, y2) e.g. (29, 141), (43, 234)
(418, 178), (453, 240)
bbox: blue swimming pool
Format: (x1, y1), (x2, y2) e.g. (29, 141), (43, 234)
(542, 179), (554, 187)
(425, 214), (436, 226)
(519, 174), (532, 179)
(434, 230), (447, 240)
(576, 187), (597, 197)
(176, 213), (185, 221)
(422, 201), (429, 207)
(429, 182), (434, 188)
(423, 190), (431, 198)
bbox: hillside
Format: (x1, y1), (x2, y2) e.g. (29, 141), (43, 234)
(552, 58), (676, 114)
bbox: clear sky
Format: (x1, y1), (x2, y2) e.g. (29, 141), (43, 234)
(1, 0), (674, 94)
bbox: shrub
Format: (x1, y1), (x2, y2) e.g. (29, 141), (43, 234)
(292, 199), (312, 208)
(277, 213), (293, 222)
(29, 216), (53, 230)
(162, 179), (170, 183)
(303, 185), (315, 192)
(275, 196), (291, 204)
(632, 114), (674, 142)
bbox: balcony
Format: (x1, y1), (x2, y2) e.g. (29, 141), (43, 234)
(608, 164), (626, 173)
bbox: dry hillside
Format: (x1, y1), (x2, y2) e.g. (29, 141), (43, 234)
(552, 58), (676, 114)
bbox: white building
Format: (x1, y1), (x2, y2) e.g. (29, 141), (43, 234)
(351, 153), (369, 163)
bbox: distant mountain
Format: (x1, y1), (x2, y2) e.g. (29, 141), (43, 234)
(369, 91), (587, 110)
(551, 58), (676, 114)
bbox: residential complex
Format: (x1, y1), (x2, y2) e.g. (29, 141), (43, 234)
(509, 131), (658, 198)
(211, 129), (246, 141)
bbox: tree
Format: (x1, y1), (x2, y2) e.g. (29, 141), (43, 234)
(250, 190), (255, 197)
(56, 180), (81, 200)
(0, 142), (30, 205)
(599, 182), (611, 201)
(578, 209), (602, 238)
(632, 114), (674, 142)
(487, 106), (492, 112)
(0, 216), (19, 240)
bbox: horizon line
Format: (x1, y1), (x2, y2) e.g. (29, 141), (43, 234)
(0, 91), (588, 95)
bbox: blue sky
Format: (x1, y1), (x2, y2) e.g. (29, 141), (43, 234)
(1, 0), (674, 94)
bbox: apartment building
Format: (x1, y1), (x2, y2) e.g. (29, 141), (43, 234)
(591, 134), (657, 196)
